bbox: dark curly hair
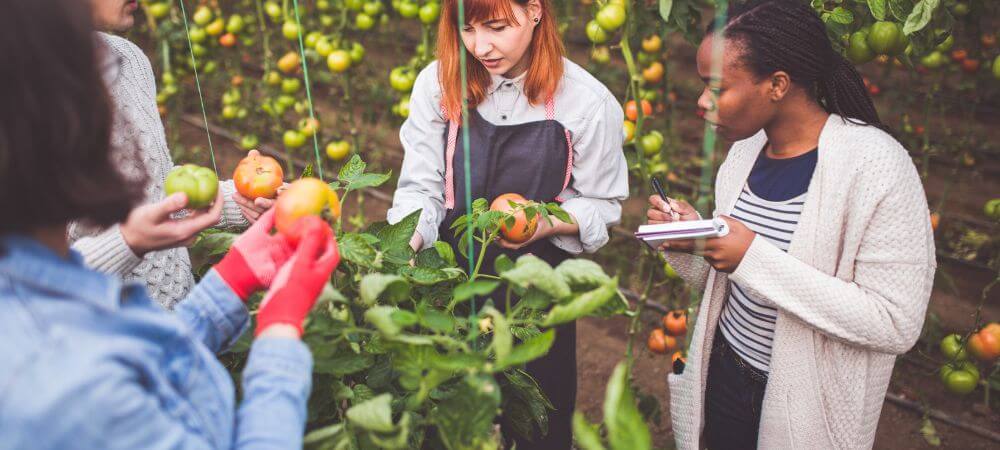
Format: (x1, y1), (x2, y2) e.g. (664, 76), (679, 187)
(0, 0), (145, 234)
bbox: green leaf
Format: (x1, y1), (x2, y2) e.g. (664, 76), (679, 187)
(544, 277), (619, 326)
(484, 307), (511, 362)
(433, 375), (502, 450)
(418, 306), (457, 333)
(399, 266), (457, 285)
(658, 0), (674, 23)
(191, 231), (236, 257)
(453, 280), (500, 302)
(920, 416), (941, 446)
(867, 0), (887, 20)
(368, 412), (413, 449)
(314, 353), (375, 376)
(604, 363), (651, 450)
(339, 233), (381, 268)
(888, 0), (913, 21)
(347, 393), (395, 433)
(501, 369), (554, 442)
(573, 412), (606, 450)
(346, 172), (392, 191)
(299, 163), (314, 178)
(500, 255), (571, 300)
(391, 309), (419, 327)
(545, 202), (573, 224)
(415, 246), (448, 269)
(366, 306), (402, 336)
(493, 254), (514, 274)
(376, 211), (420, 264)
(828, 6), (854, 24)
(555, 259), (612, 290)
(497, 329), (555, 369)
(360, 274), (410, 306)
(303, 423), (347, 446)
(903, 0), (940, 35)
(338, 154), (366, 181)
(434, 241), (457, 267)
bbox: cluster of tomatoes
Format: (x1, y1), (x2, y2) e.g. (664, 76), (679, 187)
(938, 323), (1000, 395)
(647, 309), (688, 368)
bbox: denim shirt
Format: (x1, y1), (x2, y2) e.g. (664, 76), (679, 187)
(0, 235), (312, 449)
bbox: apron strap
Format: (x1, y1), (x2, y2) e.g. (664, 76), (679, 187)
(441, 96), (572, 209)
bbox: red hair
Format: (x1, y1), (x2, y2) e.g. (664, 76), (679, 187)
(436, 0), (564, 121)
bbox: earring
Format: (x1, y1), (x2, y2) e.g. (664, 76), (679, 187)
(533, 17), (540, 23)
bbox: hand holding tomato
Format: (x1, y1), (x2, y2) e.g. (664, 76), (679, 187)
(660, 216), (756, 273)
(120, 190), (224, 256)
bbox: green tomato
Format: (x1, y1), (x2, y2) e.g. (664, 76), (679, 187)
(390, 67), (416, 92)
(363, 1), (384, 16)
(283, 130), (307, 149)
(586, 20), (609, 44)
(164, 164), (219, 209)
(305, 31), (323, 49)
(326, 140), (352, 160)
(345, 0), (364, 11)
(226, 15), (246, 34)
(639, 89), (658, 102)
(940, 363), (979, 395)
(222, 89), (241, 105)
(952, 2), (969, 17)
(205, 18), (225, 36)
(595, 4), (626, 32)
(866, 21), (902, 55)
(148, 3), (170, 20)
(637, 51), (656, 66)
(265, 71), (282, 86)
(640, 131), (664, 156)
(276, 95), (297, 108)
(188, 27), (207, 44)
(192, 5), (213, 26)
(993, 55), (1000, 80)
(202, 61), (217, 74)
(320, 14), (335, 27)
(591, 46), (611, 64)
(355, 13), (375, 30)
(935, 34), (954, 52)
(419, 2), (440, 25)
(984, 198), (1000, 220)
(349, 42), (366, 63)
(891, 24), (909, 55)
(191, 43), (207, 58)
(940, 334), (968, 361)
(315, 38), (334, 57)
(920, 51), (946, 69)
(396, 96), (411, 118)
(398, 1), (419, 18)
(162, 72), (176, 85)
(282, 21), (300, 40)
(221, 105), (238, 120)
(162, 83), (179, 96)
(240, 135), (260, 150)
(317, 0), (331, 11)
(281, 78), (302, 94)
(327, 50), (352, 72)
(264, 1), (282, 20)
(846, 31), (874, 65)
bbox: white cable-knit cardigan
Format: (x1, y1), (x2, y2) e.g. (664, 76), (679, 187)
(68, 33), (249, 309)
(665, 115), (936, 449)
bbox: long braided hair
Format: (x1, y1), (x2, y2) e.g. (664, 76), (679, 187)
(709, 0), (884, 129)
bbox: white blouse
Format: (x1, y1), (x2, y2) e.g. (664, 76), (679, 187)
(386, 58), (629, 254)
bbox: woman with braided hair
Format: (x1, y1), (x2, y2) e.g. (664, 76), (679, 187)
(646, 0), (935, 448)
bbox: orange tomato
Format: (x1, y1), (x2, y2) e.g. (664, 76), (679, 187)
(219, 33), (237, 48)
(490, 193), (538, 244)
(277, 51), (301, 74)
(662, 310), (688, 337)
(968, 328), (1000, 363)
(275, 178), (340, 242)
(624, 100), (653, 121)
(233, 152), (284, 200)
(642, 62), (665, 84)
(647, 328), (677, 354)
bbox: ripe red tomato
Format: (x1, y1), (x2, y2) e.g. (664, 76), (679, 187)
(960, 58), (980, 74)
(219, 33), (237, 48)
(950, 49), (968, 62)
(662, 310), (687, 337)
(275, 178), (340, 243)
(967, 328), (1000, 363)
(490, 193), (537, 243)
(233, 152), (284, 200)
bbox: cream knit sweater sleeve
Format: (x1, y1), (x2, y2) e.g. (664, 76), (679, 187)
(69, 34), (247, 309)
(729, 142), (936, 354)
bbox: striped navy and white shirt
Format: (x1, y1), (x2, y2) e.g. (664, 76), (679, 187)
(720, 146), (817, 373)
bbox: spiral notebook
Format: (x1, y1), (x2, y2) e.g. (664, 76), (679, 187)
(634, 218), (730, 251)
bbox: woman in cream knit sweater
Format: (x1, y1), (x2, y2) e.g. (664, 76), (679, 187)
(646, 1), (936, 448)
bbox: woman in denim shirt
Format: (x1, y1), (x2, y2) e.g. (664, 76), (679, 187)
(0, 1), (339, 448)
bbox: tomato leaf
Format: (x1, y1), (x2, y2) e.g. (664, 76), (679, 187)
(366, 306), (403, 336)
(313, 353), (374, 376)
(573, 412), (607, 450)
(376, 210), (420, 262)
(497, 329), (555, 370)
(360, 274), (410, 306)
(867, 0), (887, 21)
(494, 254), (515, 274)
(903, 0), (940, 35)
(433, 375), (502, 449)
(501, 369), (554, 442)
(347, 393), (395, 433)
(339, 233), (381, 268)
(500, 255), (571, 300)
(400, 266), (458, 285)
(453, 280), (500, 302)
(604, 363), (652, 450)
(337, 154), (366, 181)
(544, 278), (619, 326)
(545, 202), (573, 224)
(658, 0), (673, 23)
(418, 306), (456, 333)
(828, 6), (854, 24)
(345, 172), (392, 191)
(556, 259), (612, 290)
(434, 241), (457, 267)
(303, 423), (347, 446)
(888, 0), (914, 21)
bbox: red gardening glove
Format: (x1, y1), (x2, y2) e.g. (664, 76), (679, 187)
(255, 216), (340, 336)
(215, 209), (294, 301)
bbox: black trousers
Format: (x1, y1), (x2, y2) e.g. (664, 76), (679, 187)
(704, 330), (769, 450)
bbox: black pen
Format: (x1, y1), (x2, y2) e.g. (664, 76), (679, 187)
(650, 177), (679, 221)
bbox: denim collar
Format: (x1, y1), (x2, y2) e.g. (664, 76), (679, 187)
(0, 234), (123, 311)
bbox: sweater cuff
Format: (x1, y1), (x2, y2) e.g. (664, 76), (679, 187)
(72, 226), (143, 276)
(219, 180), (251, 230)
(729, 233), (783, 288)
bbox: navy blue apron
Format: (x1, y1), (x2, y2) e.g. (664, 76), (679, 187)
(439, 98), (576, 449)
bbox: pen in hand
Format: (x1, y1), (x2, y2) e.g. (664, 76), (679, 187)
(651, 177), (680, 221)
